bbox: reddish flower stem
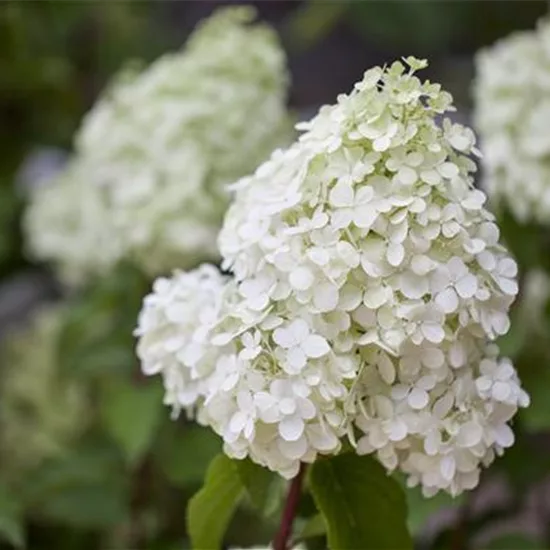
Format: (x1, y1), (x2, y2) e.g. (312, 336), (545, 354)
(273, 463), (306, 550)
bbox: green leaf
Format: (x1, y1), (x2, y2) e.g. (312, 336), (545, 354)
(100, 378), (164, 465)
(187, 454), (244, 550)
(40, 484), (128, 529)
(309, 453), (412, 550)
(234, 458), (281, 517)
(296, 514), (326, 541)
(156, 422), (221, 487)
(348, 1), (470, 53)
(0, 485), (24, 548)
(22, 442), (128, 529)
(285, 2), (349, 51)
(57, 261), (149, 380)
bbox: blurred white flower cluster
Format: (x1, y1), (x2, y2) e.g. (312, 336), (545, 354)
(25, 160), (122, 285)
(0, 306), (88, 477)
(25, 7), (291, 285)
(137, 58), (528, 496)
(474, 18), (550, 224)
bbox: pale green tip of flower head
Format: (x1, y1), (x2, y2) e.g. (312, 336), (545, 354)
(403, 56), (429, 71)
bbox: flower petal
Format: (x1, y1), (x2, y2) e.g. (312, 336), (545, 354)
(289, 267), (315, 291)
(302, 334), (330, 358)
(313, 283), (339, 312)
(329, 181), (354, 207)
(279, 415), (305, 441)
(435, 287), (459, 313)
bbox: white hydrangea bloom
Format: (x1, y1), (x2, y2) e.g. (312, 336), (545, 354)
(139, 58), (528, 496)
(135, 264), (228, 416)
(24, 160), (122, 286)
(220, 58), (516, 354)
(216, 57), (527, 494)
(26, 7), (291, 284)
(474, 18), (550, 223)
(76, 6), (291, 276)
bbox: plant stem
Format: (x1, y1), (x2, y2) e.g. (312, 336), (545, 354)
(273, 463), (306, 550)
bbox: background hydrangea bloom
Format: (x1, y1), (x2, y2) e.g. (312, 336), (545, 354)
(25, 7), (291, 284)
(24, 160), (121, 285)
(0, 306), (88, 478)
(474, 18), (550, 224)
(138, 58), (528, 496)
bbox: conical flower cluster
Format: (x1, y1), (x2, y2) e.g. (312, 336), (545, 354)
(137, 58), (528, 496)
(475, 18), (550, 224)
(25, 7), (291, 284)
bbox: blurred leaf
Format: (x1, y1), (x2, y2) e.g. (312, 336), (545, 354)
(100, 378), (163, 466)
(57, 262), (148, 380)
(155, 422), (221, 487)
(22, 441), (128, 529)
(497, 208), (550, 272)
(296, 513), (326, 541)
(0, 183), (23, 278)
(483, 533), (544, 549)
(234, 458), (281, 517)
(187, 454), (243, 550)
(519, 366), (550, 432)
(0, 485), (24, 548)
(309, 453), (412, 550)
(39, 485), (127, 530)
(405, 484), (464, 535)
(347, 1), (471, 53)
(285, 1), (349, 51)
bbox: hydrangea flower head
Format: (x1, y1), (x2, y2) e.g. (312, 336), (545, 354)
(24, 159), (121, 286)
(26, 7), (291, 284)
(474, 18), (550, 223)
(138, 58), (528, 496)
(220, 57), (515, 349)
